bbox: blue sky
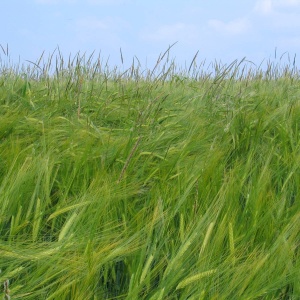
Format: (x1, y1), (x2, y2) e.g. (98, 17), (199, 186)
(1, 0), (300, 70)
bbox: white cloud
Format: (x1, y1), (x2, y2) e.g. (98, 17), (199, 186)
(253, 0), (300, 28)
(208, 18), (251, 35)
(254, 0), (300, 14)
(254, 0), (272, 14)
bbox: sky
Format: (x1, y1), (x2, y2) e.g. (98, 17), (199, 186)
(1, 0), (300, 71)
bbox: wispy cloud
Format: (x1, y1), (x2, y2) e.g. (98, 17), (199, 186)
(254, 0), (300, 14)
(208, 18), (251, 35)
(254, 0), (272, 14)
(253, 0), (300, 29)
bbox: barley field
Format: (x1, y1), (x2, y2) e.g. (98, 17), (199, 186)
(1, 48), (300, 299)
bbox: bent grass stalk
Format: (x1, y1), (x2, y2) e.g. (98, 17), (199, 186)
(176, 268), (217, 290)
(3, 279), (10, 300)
(117, 136), (141, 183)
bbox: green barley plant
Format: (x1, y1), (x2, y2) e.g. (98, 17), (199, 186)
(0, 45), (300, 299)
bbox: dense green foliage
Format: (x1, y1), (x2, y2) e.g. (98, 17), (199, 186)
(1, 53), (300, 299)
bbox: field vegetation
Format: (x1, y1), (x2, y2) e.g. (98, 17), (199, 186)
(1, 46), (300, 299)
